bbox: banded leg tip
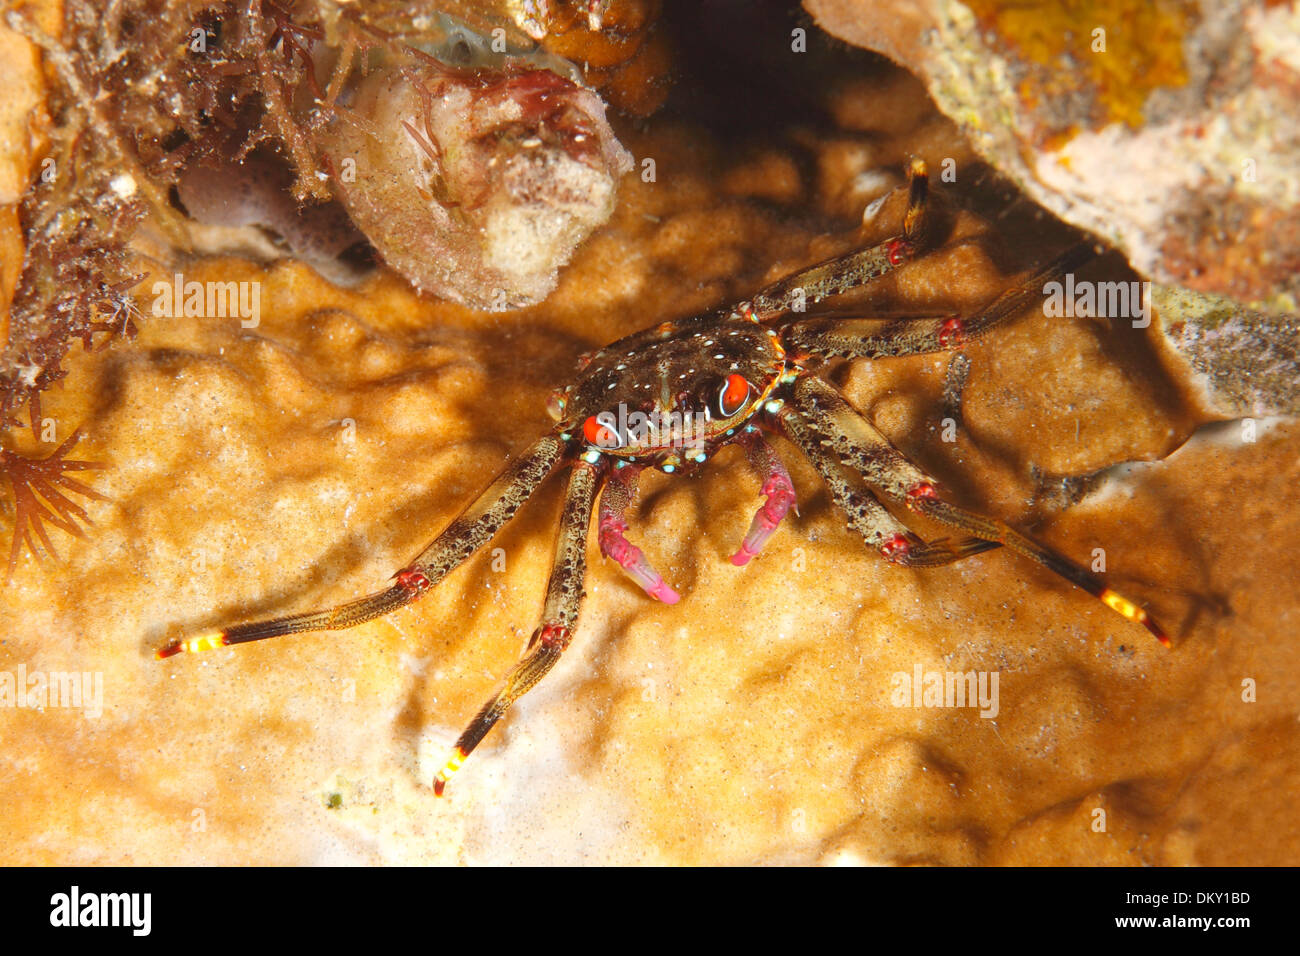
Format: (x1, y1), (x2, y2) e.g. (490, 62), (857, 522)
(156, 630), (227, 659)
(1099, 588), (1170, 648)
(434, 746), (467, 796)
(729, 549), (754, 567)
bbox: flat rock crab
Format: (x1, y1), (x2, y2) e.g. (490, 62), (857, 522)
(157, 161), (1168, 794)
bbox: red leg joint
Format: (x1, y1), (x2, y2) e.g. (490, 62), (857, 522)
(396, 567), (432, 592)
(905, 482), (939, 511)
(938, 317), (967, 349)
(886, 238), (913, 267)
(880, 534), (912, 563)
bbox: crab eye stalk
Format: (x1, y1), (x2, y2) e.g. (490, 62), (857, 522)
(717, 373), (752, 418)
(547, 389), (569, 421)
(583, 415), (624, 449)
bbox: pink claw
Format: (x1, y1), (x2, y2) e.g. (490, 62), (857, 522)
(730, 471), (797, 566)
(645, 578), (681, 605)
(599, 513), (680, 604)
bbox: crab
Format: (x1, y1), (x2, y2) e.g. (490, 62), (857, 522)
(156, 160), (1169, 794)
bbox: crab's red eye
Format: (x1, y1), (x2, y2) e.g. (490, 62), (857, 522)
(718, 374), (751, 418)
(583, 415), (623, 449)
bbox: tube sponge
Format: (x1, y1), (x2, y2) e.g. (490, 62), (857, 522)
(322, 60), (633, 309)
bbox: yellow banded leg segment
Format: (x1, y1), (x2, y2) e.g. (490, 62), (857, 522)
(434, 747), (467, 796)
(1100, 588), (1169, 647)
(156, 630), (228, 659)
(908, 495), (1172, 648)
(432, 461), (600, 796)
(902, 157), (929, 243)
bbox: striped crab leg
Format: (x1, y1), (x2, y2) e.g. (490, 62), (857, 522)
(782, 244), (1095, 359)
(156, 435), (565, 658)
(787, 376), (1170, 646)
(433, 459), (601, 795)
(746, 158), (932, 320)
(776, 400), (998, 567)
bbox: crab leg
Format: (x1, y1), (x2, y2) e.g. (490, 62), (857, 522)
(747, 159), (931, 320)
(156, 435), (565, 658)
(434, 460), (600, 795)
(776, 398), (997, 567)
(788, 375), (1170, 645)
(729, 428), (799, 566)
(598, 463), (679, 603)
(783, 244), (1095, 358)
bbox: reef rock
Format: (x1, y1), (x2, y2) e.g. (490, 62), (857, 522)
(805, 0), (1300, 316)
